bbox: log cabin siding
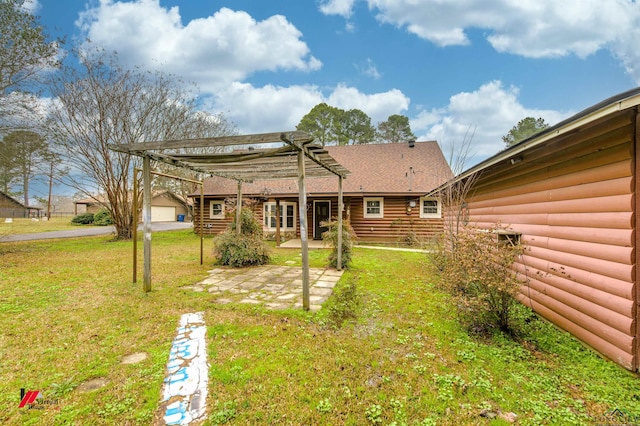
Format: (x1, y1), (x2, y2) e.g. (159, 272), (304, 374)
(349, 196), (443, 243)
(465, 109), (637, 370)
(193, 195), (444, 243)
(193, 201), (262, 236)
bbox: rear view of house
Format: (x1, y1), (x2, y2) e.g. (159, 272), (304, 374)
(447, 87), (640, 371)
(193, 140), (453, 244)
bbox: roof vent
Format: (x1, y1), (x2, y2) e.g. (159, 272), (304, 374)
(408, 140), (415, 148)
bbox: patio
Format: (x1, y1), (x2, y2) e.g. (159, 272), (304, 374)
(184, 265), (344, 311)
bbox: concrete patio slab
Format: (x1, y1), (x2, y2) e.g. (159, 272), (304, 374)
(186, 265), (344, 311)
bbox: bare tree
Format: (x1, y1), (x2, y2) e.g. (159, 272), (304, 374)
(437, 125), (480, 253)
(152, 111), (238, 218)
(0, 0), (60, 133)
(47, 48), (235, 239)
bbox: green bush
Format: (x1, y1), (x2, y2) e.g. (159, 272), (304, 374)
(71, 213), (94, 225)
(213, 208), (270, 267)
(433, 224), (526, 335)
(93, 209), (114, 226)
(321, 218), (356, 269)
(228, 207), (263, 237)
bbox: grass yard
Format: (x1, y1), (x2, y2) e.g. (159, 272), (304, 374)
(0, 217), (96, 235)
(0, 230), (638, 425)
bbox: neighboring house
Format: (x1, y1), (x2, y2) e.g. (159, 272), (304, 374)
(192, 140), (453, 243)
(74, 190), (190, 222)
(74, 196), (104, 215)
(33, 195), (76, 216)
(438, 87), (640, 371)
(148, 190), (191, 222)
(0, 191), (42, 218)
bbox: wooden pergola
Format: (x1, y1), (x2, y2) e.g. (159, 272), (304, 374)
(110, 131), (350, 310)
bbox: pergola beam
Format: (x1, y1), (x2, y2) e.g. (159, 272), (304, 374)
(110, 131), (313, 152)
(280, 133), (348, 178)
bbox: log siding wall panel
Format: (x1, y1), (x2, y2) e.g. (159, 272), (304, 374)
(193, 196), (444, 243)
(349, 196), (443, 243)
(470, 160), (633, 204)
(465, 109), (637, 370)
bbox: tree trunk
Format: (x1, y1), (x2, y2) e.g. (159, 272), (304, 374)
(22, 171), (29, 206)
(114, 219), (133, 240)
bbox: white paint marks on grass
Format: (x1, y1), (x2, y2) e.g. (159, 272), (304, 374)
(161, 312), (208, 425)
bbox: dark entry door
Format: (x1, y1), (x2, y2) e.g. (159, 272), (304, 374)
(314, 201), (331, 239)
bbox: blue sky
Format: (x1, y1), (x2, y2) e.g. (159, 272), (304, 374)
(32, 0), (640, 170)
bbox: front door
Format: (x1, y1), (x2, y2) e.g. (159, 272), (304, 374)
(313, 201), (331, 239)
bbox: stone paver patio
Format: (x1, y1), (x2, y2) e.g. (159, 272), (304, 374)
(184, 265), (344, 311)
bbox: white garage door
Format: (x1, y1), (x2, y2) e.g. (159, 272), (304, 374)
(151, 206), (176, 222)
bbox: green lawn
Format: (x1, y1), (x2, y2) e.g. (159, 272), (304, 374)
(0, 231), (637, 425)
(0, 217), (98, 235)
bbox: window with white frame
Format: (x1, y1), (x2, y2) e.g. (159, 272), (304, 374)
(363, 197), (384, 218)
(263, 202), (296, 230)
(419, 197), (441, 218)
(209, 200), (225, 219)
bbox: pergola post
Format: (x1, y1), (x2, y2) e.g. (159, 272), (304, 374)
(200, 184), (204, 265)
(275, 198), (281, 246)
(133, 168), (139, 283)
(297, 150), (310, 310)
(236, 180), (242, 235)
(337, 175), (343, 271)
(142, 155), (152, 293)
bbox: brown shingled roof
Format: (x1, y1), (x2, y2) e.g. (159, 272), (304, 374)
(200, 141), (452, 197)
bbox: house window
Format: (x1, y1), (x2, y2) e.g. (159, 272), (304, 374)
(364, 197), (384, 218)
(210, 200), (225, 219)
(419, 197), (441, 219)
(264, 202), (296, 231)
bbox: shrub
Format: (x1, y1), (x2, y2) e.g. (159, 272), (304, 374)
(93, 209), (114, 226)
(71, 213), (94, 225)
(433, 224), (526, 335)
(213, 208), (270, 267)
(321, 218), (356, 269)
(228, 207), (263, 237)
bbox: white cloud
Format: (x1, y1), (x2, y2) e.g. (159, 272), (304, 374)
(335, 0), (640, 83)
(367, 0), (637, 56)
(319, 0), (357, 18)
(22, 0), (40, 13)
(207, 83), (410, 135)
(356, 58), (381, 80)
(611, 25), (640, 84)
(328, 85), (409, 123)
(413, 81), (570, 168)
(76, 0), (321, 90)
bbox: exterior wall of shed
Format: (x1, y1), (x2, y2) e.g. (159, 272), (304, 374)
(0, 207), (28, 218)
(465, 109), (637, 370)
(0, 194), (27, 218)
(192, 195), (444, 244)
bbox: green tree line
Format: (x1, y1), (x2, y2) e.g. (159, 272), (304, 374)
(296, 102), (416, 146)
